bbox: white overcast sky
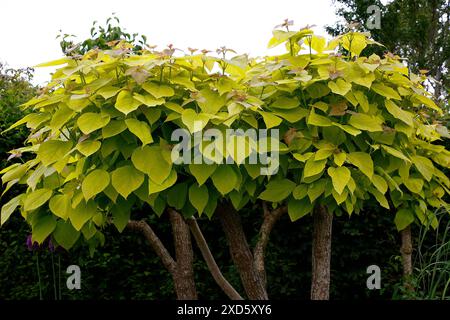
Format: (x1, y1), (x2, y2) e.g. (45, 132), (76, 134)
(0, 0), (339, 85)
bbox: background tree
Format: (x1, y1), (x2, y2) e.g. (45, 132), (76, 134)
(58, 14), (147, 56)
(0, 64), (36, 167)
(327, 0), (450, 290)
(326, 0), (449, 104)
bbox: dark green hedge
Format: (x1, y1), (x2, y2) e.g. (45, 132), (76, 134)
(0, 206), (404, 300)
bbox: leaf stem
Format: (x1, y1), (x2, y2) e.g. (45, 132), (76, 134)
(159, 65), (164, 84)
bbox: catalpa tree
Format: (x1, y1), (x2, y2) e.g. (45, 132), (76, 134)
(1, 20), (449, 300)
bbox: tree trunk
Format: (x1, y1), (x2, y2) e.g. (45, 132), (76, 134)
(217, 204), (268, 300)
(168, 209), (198, 300)
(253, 203), (287, 288)
(400, 225), (413, 276)
(127, 217), (197, 300)
(311, 205), (333, 300)
(400, 225), (414, 292)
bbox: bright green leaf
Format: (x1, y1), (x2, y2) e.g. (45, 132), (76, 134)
(189, 184), (209, 215)
(102, 120), (127, 138)
(189, 164), (217, 186)
(69, 200), (97, 231)
(327, 166), (351, 194)
(111, 165), (144, 199)
(133, 93), (165, 106)
(394, 208), (415, 231)
(181, 109), (211, 133)
(271, 96), (300, 109)
(197, 88), (227, 114)
(258, 179), (296, 202)
(381, 145), (410, 162)
(211, 166), (238, 195)
(293, 184), (308, 200)
(82, 169), (110, 200)
(77, 112), (110, 134)
(404, 178), (424, 194)
(328, 79), (352, 96)
(307, 108), (332, 127)
(307, 179), (327, 202)
(348, 113), (383, 132)
(347, 152), (373, 179)
(115, 90), (142, 115)
(259, 110), (282, 129)
(131, 146), (172, 184)
(411, 155), (434, 182)
(38, 140), (72, 166)
(304, 158), (327, 178)
(49, 194), (72, 220)
(372, 83), (401, 100)
(142, 82), (175, 99)
(125, 118), (153, 145)
(370, 188), (390, 209)
(24, 189), (52, 211)
(149, 169), (178, 194)
(385, 100), (413, 126)
(372, 174), (388, 194)
(77, 140), (101, 157)
(1, 194), (23, 225)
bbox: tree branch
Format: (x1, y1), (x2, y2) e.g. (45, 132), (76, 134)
(127, 219), (177, 274)
(253, 202), (287, 287)
(186, 217), (244, 300)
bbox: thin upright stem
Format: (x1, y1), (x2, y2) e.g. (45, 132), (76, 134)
(58, 255), (62, 300)
(51, 252), (57, 300)
(36, 253), (43, 300)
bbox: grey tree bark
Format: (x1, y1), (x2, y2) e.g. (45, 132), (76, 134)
(127, 212), (198, 300)
(217, 204), (269, 300)
(400, 225), (414, 292)
(311, 205), (333, 300)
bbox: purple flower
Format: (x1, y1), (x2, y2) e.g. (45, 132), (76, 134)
(26, 235), (33, 251)
(48, 239), (55, 252)
(26, 235), (39, 251)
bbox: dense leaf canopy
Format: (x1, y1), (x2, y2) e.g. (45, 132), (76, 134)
(1, 26), (449, 252)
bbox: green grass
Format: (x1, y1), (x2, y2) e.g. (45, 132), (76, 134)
(414, 206), (450, 300)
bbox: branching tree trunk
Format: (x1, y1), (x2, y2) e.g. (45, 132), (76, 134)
(127, 211), (197, 300)
(311, 204), (333, 300)
(216, 202), (286, 300)
(128, 201), (286, 301)
(217, 203), (268, 300)
(253, 202), (287, 287)
(127, 219), (177, 273)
